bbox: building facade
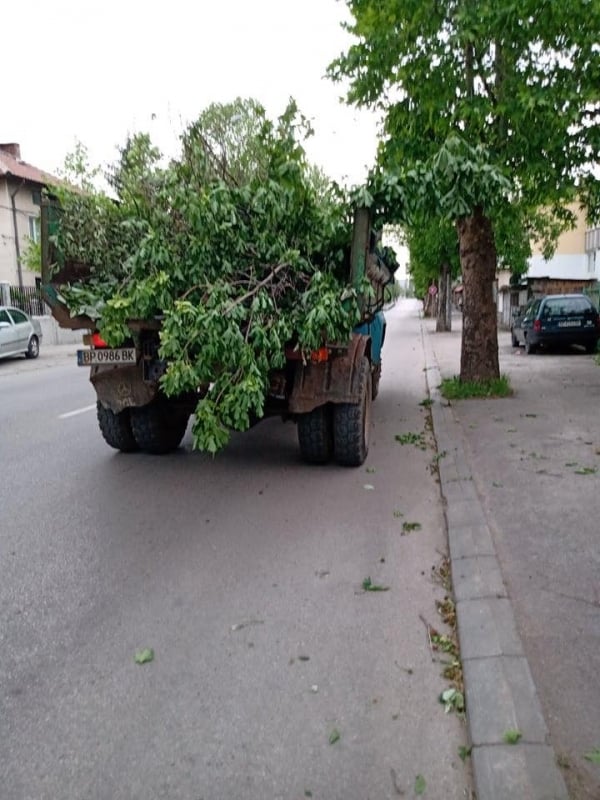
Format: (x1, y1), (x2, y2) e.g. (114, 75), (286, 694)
(0, 143), (58, 288)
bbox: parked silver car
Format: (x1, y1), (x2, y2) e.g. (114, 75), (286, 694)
(0, 306), (43, 359)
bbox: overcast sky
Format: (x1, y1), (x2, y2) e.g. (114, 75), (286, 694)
(4, 0), (381, 185)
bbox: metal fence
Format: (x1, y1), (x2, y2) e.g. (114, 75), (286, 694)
(8, 285), (49, 316)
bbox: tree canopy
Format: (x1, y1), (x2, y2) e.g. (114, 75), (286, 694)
(330, 0), (600, 380)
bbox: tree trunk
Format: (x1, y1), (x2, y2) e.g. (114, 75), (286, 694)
(436, 261), (452, 332)
(456, 208), (499, 381)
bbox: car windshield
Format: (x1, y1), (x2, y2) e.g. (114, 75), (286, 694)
(542, 297), (594, 317)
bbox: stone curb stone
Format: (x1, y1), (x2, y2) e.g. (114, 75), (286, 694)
(472, 744), (569, 800)
(463, 656), (549, 745)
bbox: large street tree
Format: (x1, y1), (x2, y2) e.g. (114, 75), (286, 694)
(330, 0), (600, 381)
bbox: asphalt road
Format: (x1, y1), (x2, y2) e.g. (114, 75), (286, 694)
(429, 320), (600, 800)
(0, 302), (471, 800)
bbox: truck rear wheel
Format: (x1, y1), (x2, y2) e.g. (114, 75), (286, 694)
(97, 402), (139, 453)
(297, 405), (333, 464)
(130, 399), (189, 454)
(333, 356), (372, 467)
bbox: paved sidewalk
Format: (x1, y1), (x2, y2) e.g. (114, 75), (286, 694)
(421, 316), (574, 800)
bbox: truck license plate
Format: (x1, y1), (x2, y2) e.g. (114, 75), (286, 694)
(77, 348), (137, 366)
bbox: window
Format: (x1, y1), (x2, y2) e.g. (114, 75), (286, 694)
(28, 215), (40, 243)
(8, 309), (28, 324)
(31, 190), (42, 206)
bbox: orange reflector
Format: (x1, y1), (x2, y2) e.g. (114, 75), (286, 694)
(91, 332), (108, 348)
(310, 347), (329, 363)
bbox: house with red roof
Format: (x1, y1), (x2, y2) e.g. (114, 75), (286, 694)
(0, 142), (59, 289)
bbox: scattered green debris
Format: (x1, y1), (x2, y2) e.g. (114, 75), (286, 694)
(492, 481), (504, 488)
(419, 397), (434, 407)
(503, 729), (522, 745)
(584, 748), (600, 764)
(556, 753), (571, 770)
(393, 509), (404, 518)
(134, 648), (154, 665)
(414, 774), (427, 795)
(401, 521), (422, 534)
(507, 427), (518, 433)
(395, 431), (427, 449)
(524, 413), (538, 418)
(365, 467), (376, 473)
(304, 791), (313, 798)
(440, 687), (465, 714)
(564, 462), (578, 467)
(329, 728), (341, 745)
(440, 375), (512, 399)
(574, 466), (597, 475)
(362, 576), (390, 592)
(458, 745), (472, 762)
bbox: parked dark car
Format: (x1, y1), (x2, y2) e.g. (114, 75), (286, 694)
(0, 306), (42, 359)
(511, 294), (600, 354)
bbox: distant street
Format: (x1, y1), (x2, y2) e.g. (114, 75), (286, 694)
(1, 302), (471, 800)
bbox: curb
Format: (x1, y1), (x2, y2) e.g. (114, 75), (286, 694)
(421, 322), (569, 800)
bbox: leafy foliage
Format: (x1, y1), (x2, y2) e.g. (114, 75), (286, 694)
(51, 100), (365, 452)
(330, 1), (600, 380)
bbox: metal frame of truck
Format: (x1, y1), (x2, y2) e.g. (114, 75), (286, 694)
(41, 202), (391, 465)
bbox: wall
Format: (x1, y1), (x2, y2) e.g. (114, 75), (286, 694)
(0, 177), (41, 287)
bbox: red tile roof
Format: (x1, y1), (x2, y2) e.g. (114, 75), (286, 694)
(0, 150), (59, 186)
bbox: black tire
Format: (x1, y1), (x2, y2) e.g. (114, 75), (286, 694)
(333, 356), (372, 467)
(371, 361), (381, 400)
(511, 330), (519, 347)
(297, 405), (333, 464)
(585, 340), (598, 354)
(25, 335), (39, 359)
(130, 398), (189, 454)
(97, 402), (139, 452)
(525, 337), (537, 355)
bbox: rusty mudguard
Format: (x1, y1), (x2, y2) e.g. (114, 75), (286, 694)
(288, 334), (370, 415)
(91, 364), (158, 415)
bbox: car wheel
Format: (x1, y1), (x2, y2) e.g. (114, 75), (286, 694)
(525, 337), (537, 355)
(25, 335), (39, 359)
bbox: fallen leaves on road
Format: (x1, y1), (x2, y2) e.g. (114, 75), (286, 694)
(414, 774), (427, 795)
(134, 648), (154, 665)
(362, 576), (390, 592)
(329, 728), (341, 745)
(583, 748), (600, 764)
(503, 729), (522, 745)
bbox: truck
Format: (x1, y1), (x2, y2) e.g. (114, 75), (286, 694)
(41, 203), (395, 466)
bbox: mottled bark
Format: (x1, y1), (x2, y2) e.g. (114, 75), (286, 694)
(436, 261), (452, 332)
(456, 208), (499, 381)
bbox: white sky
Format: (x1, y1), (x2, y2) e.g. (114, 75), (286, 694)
(3, 0), (381, 186)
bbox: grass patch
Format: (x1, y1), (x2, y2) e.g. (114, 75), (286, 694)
(440, 374), (512, 400)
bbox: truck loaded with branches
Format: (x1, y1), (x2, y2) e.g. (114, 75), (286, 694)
(41, 100), (397, 465)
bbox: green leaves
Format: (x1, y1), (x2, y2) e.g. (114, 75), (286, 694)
(362, 577), (390, 592)
(134, 648), (154, 664)
(414, 774), (426, 795)
(54, 99), (361, 455)
(503, 729), (522, 745)
(584, 748), (600, 764)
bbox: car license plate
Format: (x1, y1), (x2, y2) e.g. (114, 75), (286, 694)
(77, 347), (137, 366)
(557, 320), (581, 327)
